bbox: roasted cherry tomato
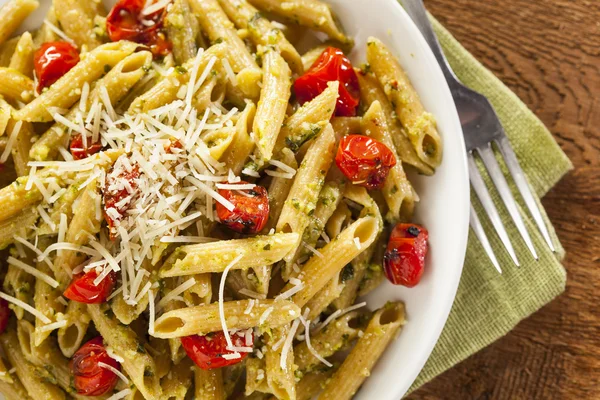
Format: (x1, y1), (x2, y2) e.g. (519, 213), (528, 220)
(216, 182), (269, 234)
(0, 299), (10, 334)
(106, 0), (171, 57)
(181, 331), (253, 370)
(103, 163), (141, 240)
(34, 41), (80, 92)
(69, 134), (103, 160)
(70, 337), (121, 396)
(335, 135), (396, 189)
(383, 223), (429, 287)
(294, 47), (360, 116)
(63, 269), (117, 304)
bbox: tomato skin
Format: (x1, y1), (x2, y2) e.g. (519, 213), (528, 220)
(70, 337), (121, 396)
(294, 47), (360, 117)
(335, 135), (397, 189)
(106, 0), (171, 57)
(216, 182), (270, 234)
(69, 134), (103, 160)
(0, 299), (10, 334)
(63, 269), (117, 304)
(103, 164), (141, 240)
(383, 224), (429, 287)
(34, 41), (80, 92)
(181, 331), (253, 370)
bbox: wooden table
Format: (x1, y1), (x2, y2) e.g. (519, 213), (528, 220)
(407, 0), (600, 399)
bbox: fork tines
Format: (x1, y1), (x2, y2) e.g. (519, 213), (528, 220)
(469, 137), (556, 270)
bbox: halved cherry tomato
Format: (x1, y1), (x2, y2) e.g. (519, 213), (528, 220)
(34, 41), (80, 92)
(383, 223), (429, 287)
(70, 337), (121, 396)
(0, 299), (10, 334)
(335, 135), (396, 189)
(63, 269), (117, 304)
(103, 163), (141, 240)
(181, 331), (253, 370)
(294, 47), (360, 116)
(106, 0), (171, 57)
(69, 134), (103, 160)
(216, 182), (269, 234)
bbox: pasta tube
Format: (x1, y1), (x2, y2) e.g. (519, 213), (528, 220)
(152, 299), (301, 338)
(0, 68), (34, 102)
(160, 358), (193, 400)
(53, 0), (105, 49)
(276, 124), (336, 279)
(88, 303), (162, 400)
(366, 37), (443, 169)
(165, 0), (200, 64)
(159, 233), (299, 277)
(0, 329), (66, 400)
(285, 216), (379, 308)
(294, 311), (367, 374)
(318, 302), (406, 400)
(57, 300), (90, 358)
(15, 41), (139, 122)
(247, 0), (351, 45)
(221, 102), (256, 174)
(356, 69), (434, 174)
(217, 0), (303, 73)
(8, 32), (34, 77)
(188, 0), (262, 99)
(362, 100), (417, 221)
(7, 119), (33, 177)
(53, 180), (101, 287)
(274, 81), (339, 155)
(0, 207), (39, 250)
(0, 0), (39, 47)
(0, 377), (31, 400)
(253, 49), (292, 162)
(265, 324), (296, 400)
(194, 367), (226, 400)
(33, 260), (65, 346)
(264, 148), (297, 232)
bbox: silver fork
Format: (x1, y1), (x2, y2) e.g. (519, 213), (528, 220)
(401, 0), (555, 273)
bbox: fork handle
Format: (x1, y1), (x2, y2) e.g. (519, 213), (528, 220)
(401, 0), (459, 86)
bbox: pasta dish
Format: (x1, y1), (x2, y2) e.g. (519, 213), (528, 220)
(0, 0), (443, 399)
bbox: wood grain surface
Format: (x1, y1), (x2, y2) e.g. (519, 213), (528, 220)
(407, 0), (600, 399)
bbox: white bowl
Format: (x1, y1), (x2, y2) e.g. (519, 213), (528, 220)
(5, 0), (470, 398)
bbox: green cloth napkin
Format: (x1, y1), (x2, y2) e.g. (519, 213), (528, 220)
(406, 17), (574, 394)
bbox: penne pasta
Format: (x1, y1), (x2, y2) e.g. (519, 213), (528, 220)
(274, 81), (339, 155)
(7, 119), (33, 177)
(160, 358), (193, 400)
(53, 0), (105, 50)
(8, 32), (34, 78)
(318, 302), (406, 400)
(285, 216), (379, 308)
(159, 233), (299, 277)
(221, 102), (256, 174)
(188, 0), (262, 100)
(88, 303), (162, 400)
(0, 0), (39, 47)
(0, 328), (67, 400)
(0, 67), (34, 102)
(265, 324), (296, 400)
(33, 258), (66, 346)
(356, 69), (434, 175)
(366, 37), (443, 169)
(57, 300), (90, 358)
(165, 0), (200, 64)
(152, 299), (301, 338)
(0, 207), (38, 250)
(247, 0), (352, 45)
(276, 124), (336, 279)
(217, 0), (303, 73)
(253, 49), (292, 162)
(194, 367), (226, 400)
(362, 101), (417, 221)
(0, 376), (31, 400)
(264, 148), (297, 232)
